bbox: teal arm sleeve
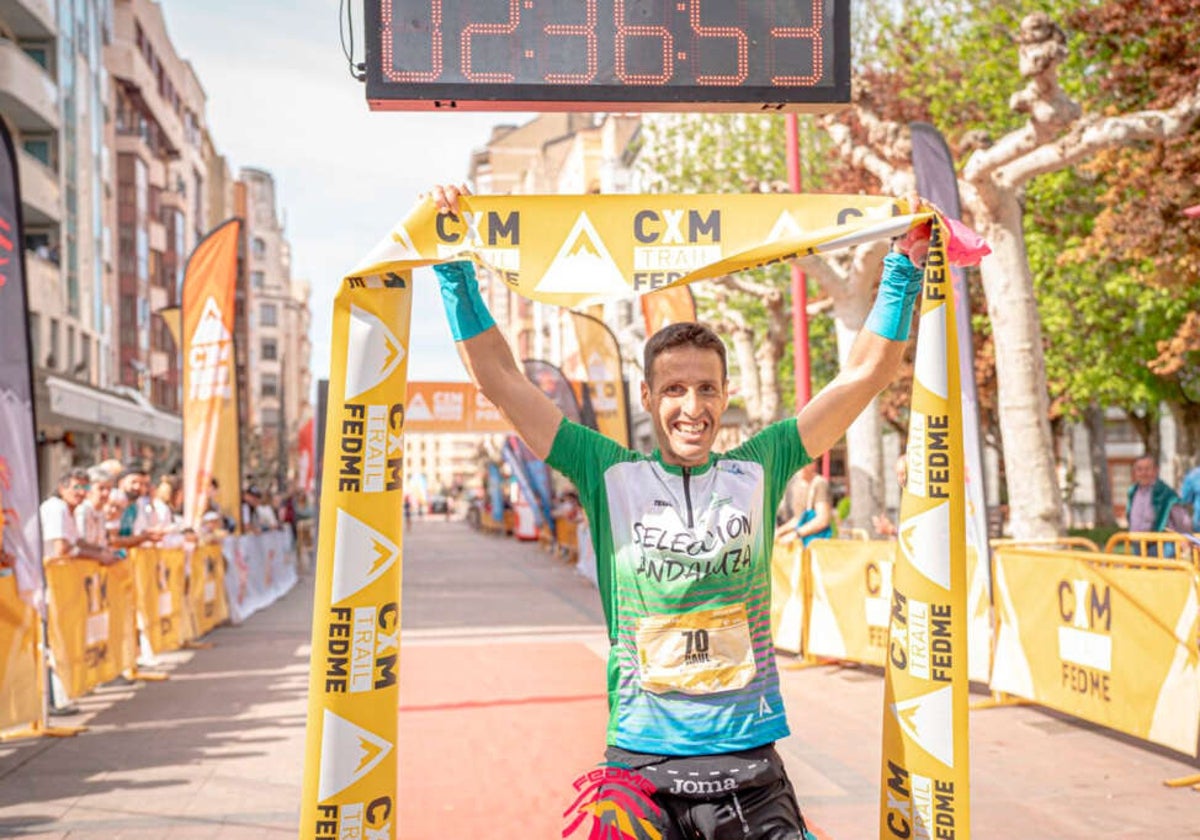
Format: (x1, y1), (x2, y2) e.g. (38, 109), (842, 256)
(433, 260), (496, 342)
(864, 251), (924, 342)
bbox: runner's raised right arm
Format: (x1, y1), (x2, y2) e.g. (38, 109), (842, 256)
(431, 184), (563, 460)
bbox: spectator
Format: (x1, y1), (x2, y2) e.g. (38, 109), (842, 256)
(256, 490), (280, 531)
(775, 461), (834, 546)
(111, 468), (157, 549)
(1180, 461), (1200, 533)
(1127, 455), (1192, 557)
(39, 468), (112, 562)
(1127, 456), (1191, 533)
(241, 486), (263, 534)
(74, 466), (117, 560)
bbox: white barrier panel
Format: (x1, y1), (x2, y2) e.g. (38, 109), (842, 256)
(222, 532), (298, 625)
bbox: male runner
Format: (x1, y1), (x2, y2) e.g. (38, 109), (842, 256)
(431, 184), (929, 839)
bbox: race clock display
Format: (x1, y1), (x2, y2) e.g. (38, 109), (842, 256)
(365, 0), (850, 112)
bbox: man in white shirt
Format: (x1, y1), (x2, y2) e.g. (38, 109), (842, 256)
(39, 469), (111, 563)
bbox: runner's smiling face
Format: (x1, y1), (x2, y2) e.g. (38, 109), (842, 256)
(642, 346), (728, 468)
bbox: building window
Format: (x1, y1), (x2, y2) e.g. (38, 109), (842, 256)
(261, 339), (277, 361)
(67, 325), (76, 372)
(80, 335), (91, 381)
(261, 407), (280, 426)
(21, 43), (50, 70)
(261, 373), (278, 398)
(260, 303), (277, 327)
(22, 138), (51, 166)
(48, 318), (59, 368)
(252, 237), (266, 259)
(251, 270), (264, 289)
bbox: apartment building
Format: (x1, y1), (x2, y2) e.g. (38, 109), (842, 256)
(0, 0), (311, 490)
(240, 167), (311, 491)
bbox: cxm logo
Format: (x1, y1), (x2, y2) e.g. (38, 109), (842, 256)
(344, 305), (405, 401)
(331, 508), (401, 604)
(1057, 579), (1112, 632)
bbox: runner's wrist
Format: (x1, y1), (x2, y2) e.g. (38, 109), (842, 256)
(865, 252), (923, 342)
(434, 261), (496, 342)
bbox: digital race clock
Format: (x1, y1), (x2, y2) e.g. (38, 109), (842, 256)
(365, 0), (850, 112)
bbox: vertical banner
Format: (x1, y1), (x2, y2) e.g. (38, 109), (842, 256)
(523, 359), (585, 425)
(911, 122), (993, 683)
(566, 311), (630, 447)
(297, 416), (316, 496)
(501, 436), (552, 529)
(0, 121), (43, 609)
(301, 274), (411, 840)
(641, 285), (697, 335)
(182, 219), (243, 533)
(880, 219), (971, 839)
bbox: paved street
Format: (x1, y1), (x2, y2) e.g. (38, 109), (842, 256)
(2, 518), (1199, 838)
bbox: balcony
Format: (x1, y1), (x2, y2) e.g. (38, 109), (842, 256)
(24, 248), (59, 310)
(148, 283), (167, 313)
(149, 349), (169, 377)
(0, 0), (55, 38)
(148, 219), (167, 252)
(0, 38), (57, 132)
(105, 41), (183, 157)
(17, 146), (60, 224)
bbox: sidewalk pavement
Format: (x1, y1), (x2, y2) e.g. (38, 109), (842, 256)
(0, 579), (311, 838)
(2, 518), (1199, 839)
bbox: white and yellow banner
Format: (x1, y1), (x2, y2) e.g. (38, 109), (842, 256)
(0, 572), (40, 730)
(300, 274), (410, 839)
(880, 220), (971, 840)
(302, 193), (940, 840)
(807, 540), (897, 667)
(354, 193), (924, 308)
(44, 559), (137, 700)
(131, 546), (189, 654)
(990, 547), (1200, 756)
(187, 543), (229, 638)
(770, 538), (806, 655)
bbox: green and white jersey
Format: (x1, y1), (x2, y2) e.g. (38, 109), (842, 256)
(547, 418), (810, 755)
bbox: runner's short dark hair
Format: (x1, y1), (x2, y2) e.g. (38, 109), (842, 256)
(644, 322), (727, 385)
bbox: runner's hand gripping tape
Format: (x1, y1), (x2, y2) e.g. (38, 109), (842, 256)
(434, 260), (496, 342)
(864, 252), (924, 342)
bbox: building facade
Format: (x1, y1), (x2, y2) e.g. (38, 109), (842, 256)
(240, 167), (311, 492)
(0, 0), (310, 492)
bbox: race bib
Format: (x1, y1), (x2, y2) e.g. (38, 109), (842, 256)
(636, 603), (757, 695)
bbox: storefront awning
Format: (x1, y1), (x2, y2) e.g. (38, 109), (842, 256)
(44, 376), (181, 444)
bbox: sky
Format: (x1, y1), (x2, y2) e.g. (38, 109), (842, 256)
(160, 1), (534, 389)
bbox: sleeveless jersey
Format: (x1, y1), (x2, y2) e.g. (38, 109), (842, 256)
(547, 418), (810, 755)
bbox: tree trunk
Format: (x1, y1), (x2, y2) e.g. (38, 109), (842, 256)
(756, 292), (789, 424)
(811, 244), (888, 533)
(973, 193), (1064, 538)
(1084, 402), (1117, 528)
(1168, 401), (1200, 475)
(728, 322), (763, 427)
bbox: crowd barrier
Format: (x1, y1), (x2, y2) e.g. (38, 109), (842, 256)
(223, 530), (298, 624)
(769, 539), (990, 679)
(45, 557), (139, 699)
(804, 540), (895, 666)
(1104, 531), (1200, 566)
(770, 539), (805, 655)
(0, 573), (41, 733)
(990, 546), (1200, 756)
